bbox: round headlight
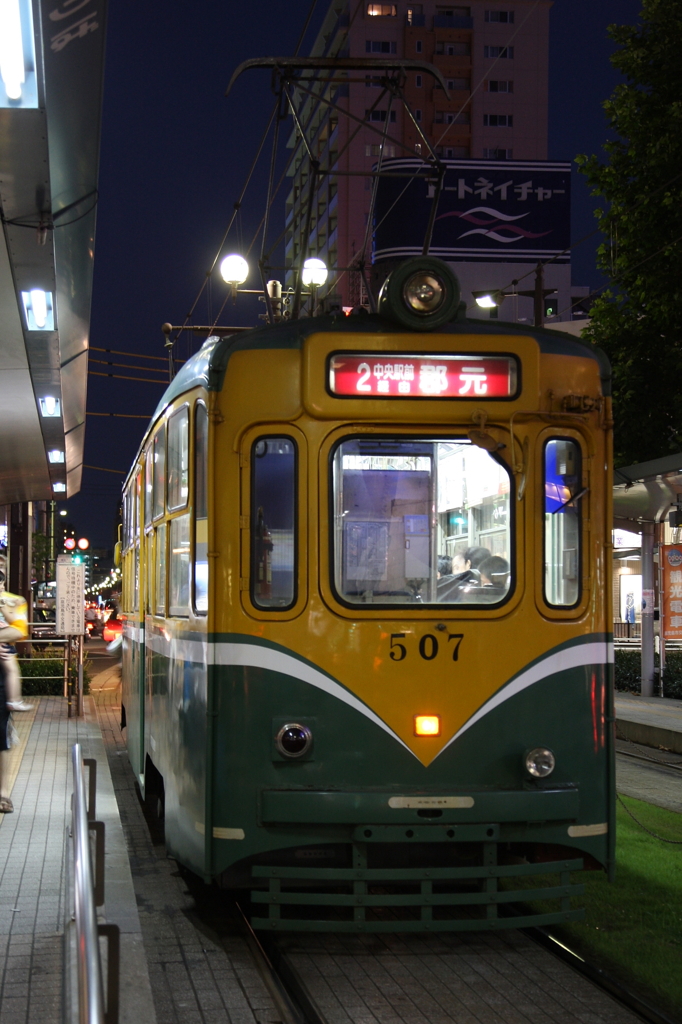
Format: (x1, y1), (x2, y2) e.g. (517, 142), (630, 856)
(403, 272), (445, 314)
(525, 747), (556, 778)
(276, 723), (313, 759)
(378, 256), (461, 330)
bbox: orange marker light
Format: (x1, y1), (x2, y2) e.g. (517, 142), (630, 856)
(414, 715), (440, 736)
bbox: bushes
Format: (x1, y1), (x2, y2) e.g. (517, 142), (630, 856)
(614, 647), (682, 699)
(17, 648), (91, 696)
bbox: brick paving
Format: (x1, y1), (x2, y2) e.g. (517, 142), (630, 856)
(89, 652), (280, 1024)
(276, 932), (643, 1024)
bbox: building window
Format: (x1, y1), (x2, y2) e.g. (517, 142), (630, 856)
(415, 108), (422, 121)
(415, 39), (423, 52)
(365, 143), (396, 156)
(365, 75), (383, 87)
(446, 77), (470, 91)
(483, 113), (513, 127)
(483, 147), (513, 158)
(484, 45), (514, 58)
(435, 110), (470, 124)
(415, 74), (422, 87)
(365, 39), (398, 53)
(488, 79), (513, 92)
(367, 3), (397, 14)
(251, 438), (297, 610)
(415, 143), (422, 154)
(406, 5), (423, 25)
(436, 41), (470, 55)
(485, 10), (514, 22)
(366, 109), (397, 122)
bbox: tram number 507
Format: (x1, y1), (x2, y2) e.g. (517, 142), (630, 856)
(389, 633), (463, 662)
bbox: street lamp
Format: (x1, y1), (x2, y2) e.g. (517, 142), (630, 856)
(473, 289), (505, 309)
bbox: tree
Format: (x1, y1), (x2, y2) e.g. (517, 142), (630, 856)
(576, 0), (682, 467)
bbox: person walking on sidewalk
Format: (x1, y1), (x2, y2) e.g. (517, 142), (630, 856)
(0, 555), (33, 713)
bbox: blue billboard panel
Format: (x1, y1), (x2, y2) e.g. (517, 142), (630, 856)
(373, 159), (571, 264)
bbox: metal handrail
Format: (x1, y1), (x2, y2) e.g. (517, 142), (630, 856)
(72, 743), (105, 1024)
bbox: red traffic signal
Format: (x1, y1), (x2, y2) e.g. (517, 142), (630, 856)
(64, 537), (76, 550)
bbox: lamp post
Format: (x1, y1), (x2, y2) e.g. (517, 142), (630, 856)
(220, 254), (249, 302)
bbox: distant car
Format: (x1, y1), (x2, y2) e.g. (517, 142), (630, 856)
(102, 618), (122, 643)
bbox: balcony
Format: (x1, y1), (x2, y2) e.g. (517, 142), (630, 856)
(434, 15), (473, 27)
(404, 13), (426, 25)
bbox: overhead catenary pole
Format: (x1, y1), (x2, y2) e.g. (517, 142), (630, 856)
(534, 262), (544, 328)
(641, 521), (655, 697)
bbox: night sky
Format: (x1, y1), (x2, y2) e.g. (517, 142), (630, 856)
(66, 0), (642, 550)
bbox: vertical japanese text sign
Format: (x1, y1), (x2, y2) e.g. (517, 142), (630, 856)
(56, 559), (85, 635)
(660, 545), (682, 640)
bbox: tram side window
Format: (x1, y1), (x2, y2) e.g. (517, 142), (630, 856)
(251, 438), (296, 609)
(152, 427), (165, 519)
(544, 439), (582, 607)
(194, 403), (209, 613)
(332, 437), (512, 606)
(169, 515), (191, 616)
(144, 449), (153, 527)
(168, 406), (189, 511)
(155, 524), (166, 615)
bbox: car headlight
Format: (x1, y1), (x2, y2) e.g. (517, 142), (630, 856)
(276, 723), (313, 758)
(378, 256), (461, 330)
(524, 747), (556, 778)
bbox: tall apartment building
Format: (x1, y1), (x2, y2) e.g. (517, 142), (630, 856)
(285, 1), (588, 323)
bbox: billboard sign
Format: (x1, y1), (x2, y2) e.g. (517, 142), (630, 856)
(661, 545), (682, 639)
(374, 159), (571, 264)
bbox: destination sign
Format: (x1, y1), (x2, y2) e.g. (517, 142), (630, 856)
(328, 353), (517, 399)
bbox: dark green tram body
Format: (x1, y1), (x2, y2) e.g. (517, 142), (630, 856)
(120, 283), (614, 932)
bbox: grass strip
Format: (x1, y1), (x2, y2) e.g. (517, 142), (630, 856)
(507, 798), (682, 1017)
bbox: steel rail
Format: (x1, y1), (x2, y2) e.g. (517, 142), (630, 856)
(72, 743), (106, 1024)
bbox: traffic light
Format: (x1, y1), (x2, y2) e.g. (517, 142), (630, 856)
(544, 296), (558, 318)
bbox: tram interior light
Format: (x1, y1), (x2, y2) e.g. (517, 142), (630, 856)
(21, 290), (54, 331)
(220, 254), (249, 286)
(301, 258), (328, 287)
(414, 715), (440, 736)
(39, 396), (61, 417)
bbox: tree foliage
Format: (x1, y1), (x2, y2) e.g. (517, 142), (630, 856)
(577, 0), (682, 466)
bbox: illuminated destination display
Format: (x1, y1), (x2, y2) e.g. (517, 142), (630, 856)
(328, 353), (517, 398)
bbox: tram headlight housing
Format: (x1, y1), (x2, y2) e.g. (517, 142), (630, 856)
(524, 747), (556, 778)
(378, 256), (461, 330)
(276, 723), (313, 759)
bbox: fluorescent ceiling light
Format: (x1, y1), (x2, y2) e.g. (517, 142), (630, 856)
(0, 0), (24, 101)
(53, 482), (66, 492)
(39, 396), (61, 417)
(22, 290), (55, 331)
(48, 450), (65, 463)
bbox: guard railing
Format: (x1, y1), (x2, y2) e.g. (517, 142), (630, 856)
(70, 744), (119, 1024)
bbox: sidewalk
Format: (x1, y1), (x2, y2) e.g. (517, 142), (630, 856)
(615, 692), (682, 753)
(0, 692), (156, 1024)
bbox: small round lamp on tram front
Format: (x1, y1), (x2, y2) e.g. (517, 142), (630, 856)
(220, 254), (249, 302)
(301, 258), (327, 316)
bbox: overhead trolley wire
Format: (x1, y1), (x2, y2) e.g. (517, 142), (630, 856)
(88, 370), (168, 384)
(87, 411), (151, 419)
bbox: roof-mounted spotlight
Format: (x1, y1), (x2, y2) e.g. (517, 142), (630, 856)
(473, 289), (505, 309)
(378, 257), (461, 330)
(220, 254), (248, 286)
(301, 258), (328, 287)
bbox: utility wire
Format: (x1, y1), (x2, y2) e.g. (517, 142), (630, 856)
(90, 346), (177, 363)
(88, 370), (167, 384)
(83, 464), (127, 475)
(89, 357), (168, 375)
(87, 411), (151, 419)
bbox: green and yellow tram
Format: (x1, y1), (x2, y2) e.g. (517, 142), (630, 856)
(119, 257), (614, 932)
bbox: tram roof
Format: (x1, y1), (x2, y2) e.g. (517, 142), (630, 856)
(149, 314), (611, 427)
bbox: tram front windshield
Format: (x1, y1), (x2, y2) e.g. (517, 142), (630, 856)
(332, 439), (511, 606)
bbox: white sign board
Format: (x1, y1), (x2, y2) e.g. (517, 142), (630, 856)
(56, 560), (85, 634)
